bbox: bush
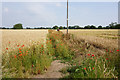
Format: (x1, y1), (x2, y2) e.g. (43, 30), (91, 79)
(13, 23), (23, 29)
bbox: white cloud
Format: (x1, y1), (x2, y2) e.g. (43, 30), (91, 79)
(4, 7), (8, 12)
(26, 3), (57, 25)
(55, 3), (62, 7)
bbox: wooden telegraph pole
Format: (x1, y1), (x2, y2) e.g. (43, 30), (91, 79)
(67, 0), (68, 34)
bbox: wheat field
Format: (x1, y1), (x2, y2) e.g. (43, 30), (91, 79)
(62, 29), (119, 50)
(1, 29), (119, 78)
(1, 30), (48, 52)
(2, 29), (118, 52)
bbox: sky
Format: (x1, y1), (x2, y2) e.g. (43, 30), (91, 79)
(2, 2), (118, 28)
(118, 1), (120, 24)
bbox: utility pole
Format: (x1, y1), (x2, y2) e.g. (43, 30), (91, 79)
(67, 0), (68, 34)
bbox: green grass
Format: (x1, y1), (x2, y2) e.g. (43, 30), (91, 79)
(2, 41), (52, 78)
(61, 44), (119, 78)
(47, 30), (74, 61)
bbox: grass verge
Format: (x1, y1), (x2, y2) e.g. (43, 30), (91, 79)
(2, 41), (52, 78)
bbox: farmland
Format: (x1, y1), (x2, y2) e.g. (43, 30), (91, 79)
(61, 29), (119, 78)
(62, 29), (119, 50)
(2, 29), (119, 52)
(1, 30), (49, 78)
(1, 29), (120, 78)
(2, 30), (47, 52)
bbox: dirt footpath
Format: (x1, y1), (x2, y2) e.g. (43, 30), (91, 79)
(33, 60), (68, 78)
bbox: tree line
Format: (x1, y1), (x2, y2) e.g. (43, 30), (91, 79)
(1, 22), (120, 29)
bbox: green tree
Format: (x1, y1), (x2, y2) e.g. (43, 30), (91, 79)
(74, 25), (80, 29)
(105, 26), (110, 29)
(59, 26), (63, 29)
(109, 22), (117, 29)
(98, 25), (103, 29)
(68, 26), (72, 29)
(84, 25), (91, 29)
(90, 25), (96, 29)
(115, 24), (120, 29)
(53, 25), (58, 29)
(13, 23), (23, 29)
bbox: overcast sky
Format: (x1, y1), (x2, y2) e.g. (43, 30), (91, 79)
(2, 2), (118, 28)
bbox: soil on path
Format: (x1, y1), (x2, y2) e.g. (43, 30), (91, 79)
(33, 60), (68, 78)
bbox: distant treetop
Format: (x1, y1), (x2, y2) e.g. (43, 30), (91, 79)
(13, 23), (23, 29)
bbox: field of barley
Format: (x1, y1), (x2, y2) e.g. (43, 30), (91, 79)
(62, 29), (119, 50)
(1, 29), (120, 78)
(2, 30), (48, 52)
(2, 29), (119, 52)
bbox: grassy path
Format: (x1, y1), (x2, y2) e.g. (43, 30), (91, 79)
(33, 60), (68, 78)
(33, 30), (69, 78)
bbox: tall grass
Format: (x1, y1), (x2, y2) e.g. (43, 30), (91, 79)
(66, 52), (119, 78)
(61, 33), (119, 78)
(2, 42), (52, 78)
(47, 30), (73, 60)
